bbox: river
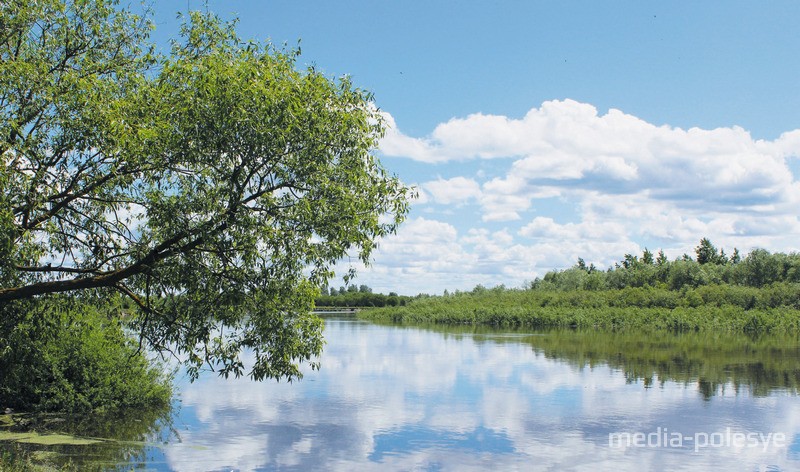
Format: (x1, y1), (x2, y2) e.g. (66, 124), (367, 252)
(5, 317), (800, 470)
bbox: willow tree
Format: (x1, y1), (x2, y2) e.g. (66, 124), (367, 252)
(0, 1), (411, 380)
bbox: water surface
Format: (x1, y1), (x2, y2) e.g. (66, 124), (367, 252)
(6, 318), (800, 470)
(156, 319), (800, 471)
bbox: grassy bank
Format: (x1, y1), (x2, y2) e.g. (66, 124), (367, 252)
(359, 284), (800, 332)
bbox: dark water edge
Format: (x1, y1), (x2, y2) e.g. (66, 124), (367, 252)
(3, 319), (800, 470)
(0, 405), (174, 471)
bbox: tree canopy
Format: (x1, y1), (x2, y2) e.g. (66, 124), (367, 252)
(530, 238), (800, 292)
(0, 1), (411, 381)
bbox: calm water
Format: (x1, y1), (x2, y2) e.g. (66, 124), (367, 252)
(7, 318), (800, 470)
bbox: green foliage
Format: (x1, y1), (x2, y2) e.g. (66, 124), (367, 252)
(667, 260), (708, 289)
(364, 239), (800, 333)
(739, 248), (783, 287)
(362, 287), (800, 333)
(0, 1), (411, 382)
(529, 239), (800, 293)
(695, 238), (726, 265)
(0, 449), (44, 472)
(364, 242), (800, 334)
(641, 248), (654, 265)
(0, 297), (171, 413)
(315, 287), (411, 307)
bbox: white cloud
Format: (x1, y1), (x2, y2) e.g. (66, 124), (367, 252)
(422, 177), (481, 205)
(519, 216), (625, 242)
(355, 100), (800, 293)
(334, 217), (480, 294)
(774, 129), (800, 158)
(337, 217), (543, 293)
(478, 176), (533, 222)
(163, 322), (800, 471)
(379, 112), (448, 163)
(381, 100), (794, 208)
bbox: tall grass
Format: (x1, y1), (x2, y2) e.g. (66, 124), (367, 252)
(361, 284), (800, 333)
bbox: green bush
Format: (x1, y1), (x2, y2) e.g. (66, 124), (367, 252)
(0, 297), (171, 413)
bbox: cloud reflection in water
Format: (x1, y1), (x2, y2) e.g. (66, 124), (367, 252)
(158, 319), (800, 471)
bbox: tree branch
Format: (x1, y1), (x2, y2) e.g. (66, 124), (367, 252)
(15, 264), (103, 275)
(0, 217), (225, 301)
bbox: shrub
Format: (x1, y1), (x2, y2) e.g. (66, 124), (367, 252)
(0, 297), (172, 413)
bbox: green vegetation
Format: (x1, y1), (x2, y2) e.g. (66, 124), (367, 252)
(315, 284), (412, 307)
(0, 297), (171, 413)
(362, 240), (800, 332)
(534, 239), (800, 292)
(1, 0), (409, 415)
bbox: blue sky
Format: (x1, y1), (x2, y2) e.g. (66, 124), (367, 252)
(151, 1), (800, 294)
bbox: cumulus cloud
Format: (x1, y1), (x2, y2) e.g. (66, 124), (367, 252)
(355, 100), (800, 293)
(334, 217), (543, 293)
(519, 216), (625, 242)
(422, 177), (481, 205)
(381, 99), (797, 210)
(163, 322), (800, 471)
(332, 217), (482, 293)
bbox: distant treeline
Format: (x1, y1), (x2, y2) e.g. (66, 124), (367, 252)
(532, 238), (800, 291)
(315, 285), (412, 307)
(360, 239), (800, 333)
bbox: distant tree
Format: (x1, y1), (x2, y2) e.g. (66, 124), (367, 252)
(557, 268), (587, 291)
(696, 238), (725, 265)
(622, 254), (639, 269)
(358, 284), (372, 293)
(656, 250), (668, 266)
(642, 248), (654, 265)
(583, 271), (605, 290)
(668, 260), (706, 290)
(742, 249), (782, 287)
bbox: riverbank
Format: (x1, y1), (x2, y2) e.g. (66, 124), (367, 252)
(359, 284), (800, 332)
